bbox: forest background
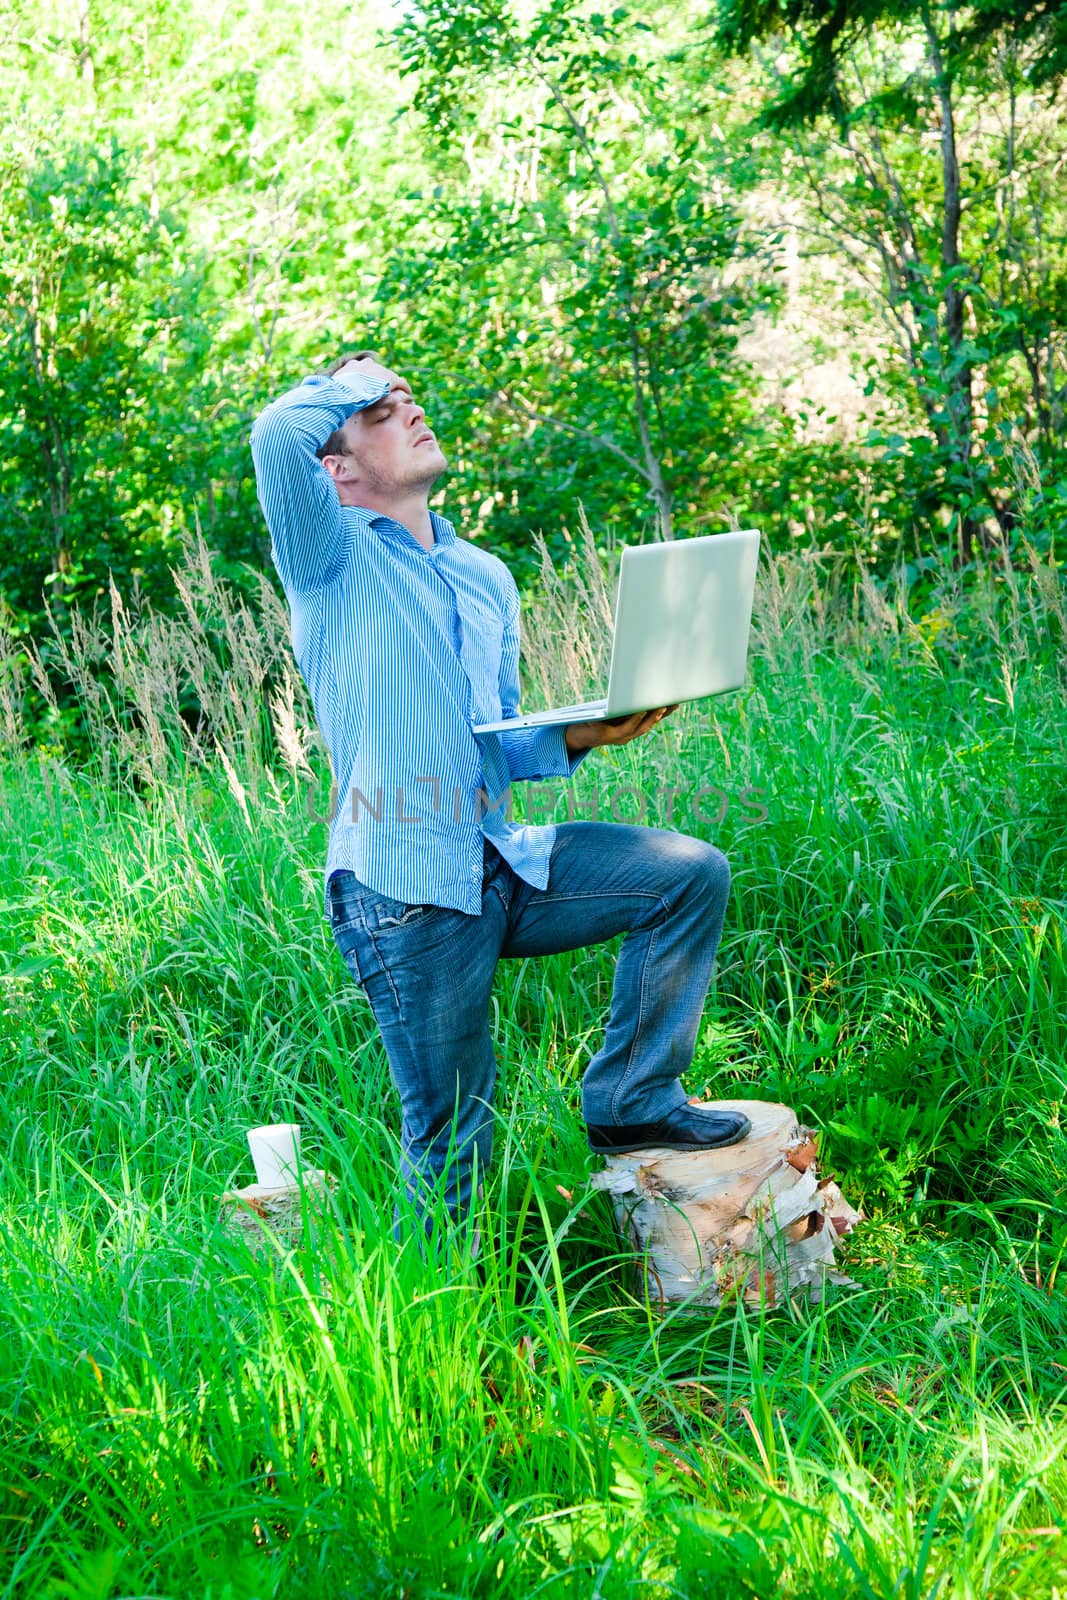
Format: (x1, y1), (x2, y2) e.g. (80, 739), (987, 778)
(3, 0), (1067, 736)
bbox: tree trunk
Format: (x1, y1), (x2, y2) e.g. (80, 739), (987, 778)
(923, 9), (980, 563)
(628, 325), (673, 539)
(592, 1099), (861, 1307)
(25, 296), (73, 612)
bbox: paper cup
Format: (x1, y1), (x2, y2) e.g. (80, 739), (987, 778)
(247, 1123), (302, 1188)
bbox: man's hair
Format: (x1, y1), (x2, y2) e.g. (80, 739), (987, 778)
(316, 349), (380, 461)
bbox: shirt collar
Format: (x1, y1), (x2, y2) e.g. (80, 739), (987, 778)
(429, 511), (458, 546)
(352, 506), (458, 550)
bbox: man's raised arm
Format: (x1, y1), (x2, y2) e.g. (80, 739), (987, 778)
(249, 367), (389, 593)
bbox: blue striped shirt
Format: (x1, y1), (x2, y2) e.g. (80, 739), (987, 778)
(250, 371), (588, 917)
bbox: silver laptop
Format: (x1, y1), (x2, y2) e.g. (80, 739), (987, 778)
(472, 528), (760, 734)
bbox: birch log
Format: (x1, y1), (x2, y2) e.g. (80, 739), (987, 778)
(219, 1169), (337, 1257)
(591, 1099), (861, 1307)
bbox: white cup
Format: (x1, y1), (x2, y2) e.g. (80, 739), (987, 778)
(247, 1123), (302, 1188)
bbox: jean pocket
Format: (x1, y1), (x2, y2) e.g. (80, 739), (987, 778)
(370, 896), (437, 931)
(331, 911), (372, 986)
(329, 873), (369, 934)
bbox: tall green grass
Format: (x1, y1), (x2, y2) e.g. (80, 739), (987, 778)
(1, 529), (1065, 1597)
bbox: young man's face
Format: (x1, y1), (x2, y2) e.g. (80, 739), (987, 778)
(329, 361), (448, 496)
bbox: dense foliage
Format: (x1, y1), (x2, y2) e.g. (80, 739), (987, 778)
(2, 0), (1065, 702)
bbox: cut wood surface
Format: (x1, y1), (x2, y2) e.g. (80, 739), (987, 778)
(592, 1100), (861, 1307)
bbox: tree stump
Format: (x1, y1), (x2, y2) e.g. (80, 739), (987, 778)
(219, 1169), (338, 1259)
(591, 1100), (861, 1308)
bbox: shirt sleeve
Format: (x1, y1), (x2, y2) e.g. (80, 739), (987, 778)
(493, 581), (591, 783)
(249, 371), (390, 593)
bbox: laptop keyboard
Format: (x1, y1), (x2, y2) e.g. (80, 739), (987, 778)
(528, 699), (607, 721)
(472, 699), (609, 734)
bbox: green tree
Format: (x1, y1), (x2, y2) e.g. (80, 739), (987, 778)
(714, 0), (1067, 560)
(0, 134), (223, 633)
(385, 0), (771, 548)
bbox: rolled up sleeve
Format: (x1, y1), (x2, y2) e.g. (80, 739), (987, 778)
(250, 372), (389, 593)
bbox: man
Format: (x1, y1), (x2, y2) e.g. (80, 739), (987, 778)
(250, 351), (750, 1237)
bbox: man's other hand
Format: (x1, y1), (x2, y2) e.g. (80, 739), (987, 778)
(564, 705), (679, 755)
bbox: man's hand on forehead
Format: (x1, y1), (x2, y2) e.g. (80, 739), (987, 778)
(333, 354), (409, 396)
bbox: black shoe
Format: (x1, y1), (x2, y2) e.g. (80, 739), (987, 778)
(586, 1103), (752, 1155)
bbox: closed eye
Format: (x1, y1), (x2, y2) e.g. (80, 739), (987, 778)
(370, 397), (412, 422)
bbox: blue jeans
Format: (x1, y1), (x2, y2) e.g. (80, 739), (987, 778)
(327, 822), (730, 1228)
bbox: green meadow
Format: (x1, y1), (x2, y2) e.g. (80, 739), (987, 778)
(1, 533), (1065, 1598)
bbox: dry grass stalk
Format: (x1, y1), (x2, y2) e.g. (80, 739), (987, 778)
(0, 506), (1061, 807)
(519, 507), (618, 708)
(0, 606), (29, 758)
(14, 525), (323, 811)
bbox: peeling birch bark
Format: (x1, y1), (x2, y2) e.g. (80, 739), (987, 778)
(219, 1169), (337, 1256)
(591, 1100), (862, 1307)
